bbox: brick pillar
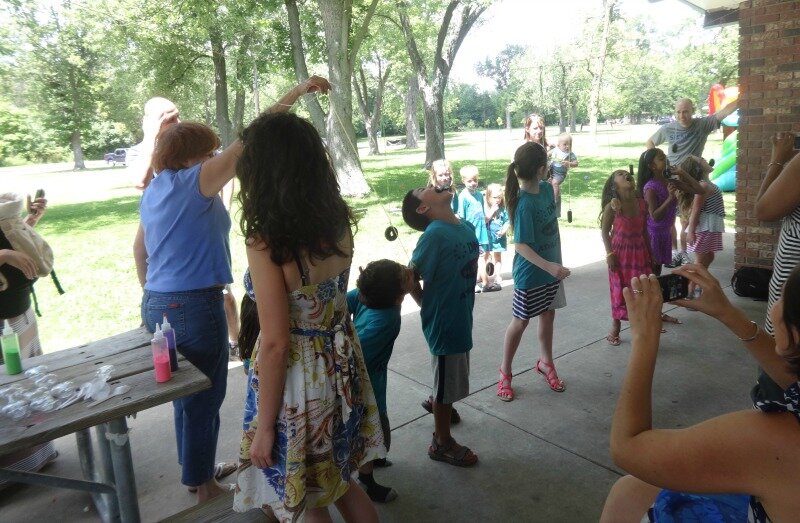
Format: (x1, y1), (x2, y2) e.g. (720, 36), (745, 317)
(736, 0), (800, 268)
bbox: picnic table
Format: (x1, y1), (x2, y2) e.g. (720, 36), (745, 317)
(0, 326), (211, 523)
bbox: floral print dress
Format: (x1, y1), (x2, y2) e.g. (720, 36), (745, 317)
(233, 268), (385, 521)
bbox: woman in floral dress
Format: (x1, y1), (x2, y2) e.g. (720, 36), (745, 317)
(232, 110), (384, 522)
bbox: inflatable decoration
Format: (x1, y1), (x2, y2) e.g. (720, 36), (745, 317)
(708, 85), (739, 192)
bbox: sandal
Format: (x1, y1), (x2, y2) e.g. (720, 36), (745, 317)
(496, 368), (514, 401)
(421, 397), (461, 424)
(428, 434), (478, 467)
(535, 359), (565, 392)
(606, 333), (621, 346)
(661, 313), (682, 325)
(187, 462), (237, 492)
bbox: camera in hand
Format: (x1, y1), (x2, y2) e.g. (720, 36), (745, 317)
(35, 189), (45, 199)
(657, 273), (689, 302)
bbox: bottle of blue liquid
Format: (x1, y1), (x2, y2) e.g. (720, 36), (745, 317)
(161, 313), (178, 372)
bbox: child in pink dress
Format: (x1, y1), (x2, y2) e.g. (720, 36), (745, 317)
(600, 170), (652, 345)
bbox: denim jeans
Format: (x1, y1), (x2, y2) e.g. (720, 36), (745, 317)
(142, 287), (228, 487)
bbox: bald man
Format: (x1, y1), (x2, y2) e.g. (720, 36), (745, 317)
(128, 97), (180, 190)
(646, 97), (738, 165)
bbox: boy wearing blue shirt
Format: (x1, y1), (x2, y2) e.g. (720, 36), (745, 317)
(401, 185), (479, 467)
(347, 259), (415, 502)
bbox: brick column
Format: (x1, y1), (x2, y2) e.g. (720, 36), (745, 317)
(736, 0), (800, 268)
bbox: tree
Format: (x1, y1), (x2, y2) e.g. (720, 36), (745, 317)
(353, 54), (392, 155)
(395, 0), (488, 168)
(15, 1), (112, 169)
(584, 0), (618, 135)
(476, 44), (524, 130)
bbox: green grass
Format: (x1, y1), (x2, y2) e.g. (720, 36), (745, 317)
(3, 124), (736, 353)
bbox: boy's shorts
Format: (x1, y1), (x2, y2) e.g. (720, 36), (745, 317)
(431, 352), (470, 405)
(512, 281), (566, 319)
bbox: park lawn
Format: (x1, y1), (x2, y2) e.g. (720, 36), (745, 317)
(6, 124), (736, 353)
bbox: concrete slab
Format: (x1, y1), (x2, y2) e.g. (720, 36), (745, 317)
(0, 232), (769, 522)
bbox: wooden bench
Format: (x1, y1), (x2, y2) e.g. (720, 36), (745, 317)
(160, 490), (271, 522)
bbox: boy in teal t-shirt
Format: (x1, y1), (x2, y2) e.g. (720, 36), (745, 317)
(457, 164), (492, 292)
(401, 185), (479, 467)
(347, 259), (415, 503)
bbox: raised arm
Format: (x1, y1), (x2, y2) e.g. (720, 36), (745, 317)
(754, 132), (800, 222)
(198, 76), (331, 199)
(643, 187), (675, 221)
(714, 98), (738, 123)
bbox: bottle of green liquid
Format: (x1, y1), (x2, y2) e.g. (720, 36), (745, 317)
(1, 319), (23, 375)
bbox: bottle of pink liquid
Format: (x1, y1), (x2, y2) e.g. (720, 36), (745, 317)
(151, 324), (172, 383)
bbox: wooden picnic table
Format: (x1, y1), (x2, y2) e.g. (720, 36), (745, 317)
(0, 326), (211, 523)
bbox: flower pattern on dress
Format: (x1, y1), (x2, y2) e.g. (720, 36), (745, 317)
(234, 268), (385, 522)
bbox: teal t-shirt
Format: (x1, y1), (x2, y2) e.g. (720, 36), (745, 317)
(457, 188), (490, 249)
(512, 182), (562, 289)
(410, 220), (478, 356)
(346, 289), (400, 415)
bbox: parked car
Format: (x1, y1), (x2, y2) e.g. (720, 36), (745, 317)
(103, 148), (127, 165)
(656, 116), (674, 125)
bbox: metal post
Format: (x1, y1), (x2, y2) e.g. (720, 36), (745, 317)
(77, 428), (119, 522)
(96, 424), (121, 522)
(105, 417), (140, 523)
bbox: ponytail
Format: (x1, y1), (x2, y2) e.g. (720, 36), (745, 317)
(505, 162), (521, 230)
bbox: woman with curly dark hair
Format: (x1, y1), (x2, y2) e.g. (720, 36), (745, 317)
(134, 76), (331, 505)
(232, 112), (384, 522)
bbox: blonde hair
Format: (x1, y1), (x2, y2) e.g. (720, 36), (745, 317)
(427, 159), (453, 187)
(557, 133), (572, 147)
(676, 155), (708, 218)
(484, 183), (505, 209)
(459, 164), (479, 181)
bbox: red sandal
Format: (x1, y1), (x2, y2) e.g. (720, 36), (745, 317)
(497, 368), (514, 402)
(535, 359), (565, 392)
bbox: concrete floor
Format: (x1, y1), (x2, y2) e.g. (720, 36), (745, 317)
(0, 232), (767, 522)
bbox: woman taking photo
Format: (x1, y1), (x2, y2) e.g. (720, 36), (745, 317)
(601, 264), (800, 522)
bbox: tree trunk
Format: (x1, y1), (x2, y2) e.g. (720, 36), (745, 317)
(285, 0), (328, 136)
(71, 130), (85, 169)
(209, 28), (234, 147)
(587, 0), (615, 136)
(505, 107), (511, 131)
(569, 101), (577, 133)
(404, 76), (420, 149)
(317, 0), (370, 196)
(232, 35), (251, 139)
(420, 80), (445, 168)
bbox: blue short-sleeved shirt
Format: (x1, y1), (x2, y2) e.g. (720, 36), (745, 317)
(346, 289), (401, 415)
(140, 163), (233, 292)
(512, 183), (562, 289)
(410, 220), (478, 356)
(457, 189), (489, 249)
(649, 115), (720, 165)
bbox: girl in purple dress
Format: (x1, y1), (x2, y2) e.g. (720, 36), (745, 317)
(637, 149), (702, 325)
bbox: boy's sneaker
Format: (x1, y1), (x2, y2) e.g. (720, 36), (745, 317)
(358, 472), (398, 503)
(680, 251), (692, 265)
(229, 341), (239, 361)
(474, 283), (483, 293)
(666, 251), (681, 268)
(483, 282), (502, 292)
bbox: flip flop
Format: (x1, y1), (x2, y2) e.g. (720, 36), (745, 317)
(606, 334), (621, 346)
(661, 313), (682, 324)
(187, 462), (237, 493)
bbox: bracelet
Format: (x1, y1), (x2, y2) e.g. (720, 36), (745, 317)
(737, 320), (760, 342)
(767, 162), (784, 169)
(606, 252), (616, 258)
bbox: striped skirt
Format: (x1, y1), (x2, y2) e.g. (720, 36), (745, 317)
(512, 281), (564, 320)
(687, 231), (723, 254)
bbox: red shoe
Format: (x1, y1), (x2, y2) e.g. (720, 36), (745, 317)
(496, 368), (514, 402)
(535, 359), (565, 392)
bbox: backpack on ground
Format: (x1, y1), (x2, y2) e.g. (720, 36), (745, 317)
(731, 266), (772, 301)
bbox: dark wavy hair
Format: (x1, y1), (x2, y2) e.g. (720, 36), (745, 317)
(636, 148), (664, 197)
(598, 169), (631, 224)
(356, 259), (405, 309)
(236, 112), (356, 266)
(781, 266), (800, 377)
(237, 293), (259, 362)
(152, 122), (220, 172)
(505, 141), (548, 230)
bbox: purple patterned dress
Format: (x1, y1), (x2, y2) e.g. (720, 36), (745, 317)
(643, 179), (676, 266)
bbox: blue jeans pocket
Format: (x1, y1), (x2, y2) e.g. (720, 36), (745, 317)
(142, 295), (187, 338)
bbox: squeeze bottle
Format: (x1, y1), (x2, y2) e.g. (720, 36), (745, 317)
(151, 324), (172, 383)
(1, 320), (23, 375)
(161, 313), (178, 372)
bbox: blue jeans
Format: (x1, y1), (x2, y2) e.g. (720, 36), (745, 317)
(141, 287), (228, 487)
